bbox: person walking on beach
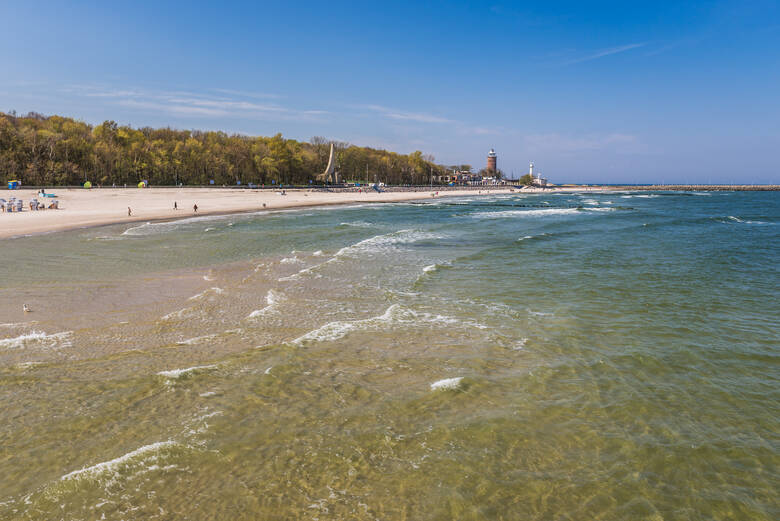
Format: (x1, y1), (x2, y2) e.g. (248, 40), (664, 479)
(127, 207), (132, 217)
(173, 201), (178, 210)
(193, 203), (198, 213)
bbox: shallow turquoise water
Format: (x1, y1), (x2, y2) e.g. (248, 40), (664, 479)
(0, 190), (777, 520)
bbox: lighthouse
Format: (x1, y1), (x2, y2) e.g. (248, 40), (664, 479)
(487, 149), (497, 173)
(529, 162), (534, 177)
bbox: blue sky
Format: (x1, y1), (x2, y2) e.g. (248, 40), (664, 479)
(1, 1), (778, 183)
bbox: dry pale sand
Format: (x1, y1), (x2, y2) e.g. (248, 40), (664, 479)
(2, 186), (564, 238)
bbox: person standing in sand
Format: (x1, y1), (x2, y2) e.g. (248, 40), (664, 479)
(193, 203), (198, 213)
(173, 201), (177, 210)
(128, 207), (132, 217)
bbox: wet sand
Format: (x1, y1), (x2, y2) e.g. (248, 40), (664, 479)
(0, 186), (576, 239)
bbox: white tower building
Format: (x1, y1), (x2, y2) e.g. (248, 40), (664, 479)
(529, 162), (534, 176)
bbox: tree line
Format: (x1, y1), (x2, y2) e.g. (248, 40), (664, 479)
(0, 111), (462, 187)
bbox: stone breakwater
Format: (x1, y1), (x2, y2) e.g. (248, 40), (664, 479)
(603, 185), (780, 191)
(319, 185), (516, 193)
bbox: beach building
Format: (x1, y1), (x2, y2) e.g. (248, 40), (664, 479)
(437, 170), (482, 185)
(528, 162), (548, 187)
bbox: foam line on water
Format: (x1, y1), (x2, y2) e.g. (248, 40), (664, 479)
(60, 441), (179, 482)
(471, 208), (614, 219)
(188, 287), (224, 301)
(0, 321), (36, 328)
(724, 216), (769, 224)
(279, 256), (302, 264)
(290, 304), (464, 345)
(247, 290), (284, 318)
(0, 331), (72, 349)
(430, 377), (463, 391)
(339, 221), (374, 228)
(157, 364), (218, 379)
(334, 229), (444, 258)
(121, 214), (235, 236)
(176, 334), (218, 345)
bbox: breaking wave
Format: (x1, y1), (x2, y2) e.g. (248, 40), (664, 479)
(157, 364), (218, 379)
(719, 216), (770, 225)
(176, 334), (218, 345)
(472, 207), (614, 219)
(339, 221), (374, 228)
(60, 441), (180, 483)
(188, 287), (224, 301)
(334, 229), (444, 258)
(279, 256), (302, 264)
(0, 330), (72, 350)
(122, 215), (231, 236)
(247, 290), (284, 318)
(430, 377), (463, 391)
(290, 304), (461, 345)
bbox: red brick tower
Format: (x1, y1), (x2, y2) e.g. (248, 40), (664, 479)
(487, 149), (497, 173)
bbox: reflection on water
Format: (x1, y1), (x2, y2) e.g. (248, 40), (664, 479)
(0, 191), (778, 520)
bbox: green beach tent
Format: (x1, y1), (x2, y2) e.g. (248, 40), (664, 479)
(83, 181), (92, 189)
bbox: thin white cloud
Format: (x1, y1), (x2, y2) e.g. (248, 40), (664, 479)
(524, 132), (643, 153)
(565, 42), (647, 65)
(364, 104), (454, 124)
(65, 84), (327, 122)
(118, 99), (228, 117)
(210, 88), (282, 100)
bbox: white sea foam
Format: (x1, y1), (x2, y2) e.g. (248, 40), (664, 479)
(0, 331), (72, 349)
(280, 256), (302, 264)
(339, 221), (374, 228)
(161, 308), (192, 321)
(726, 216), (768, 224)
(176, 334), (218, 345)
(0, 321), (35, 328)
(513, 338), (528, 351)
(199, 391), (218, 397)
(264, 366), (273, 375)
(157, 364), (217, 379)
(472, 208), (613, 219)
(430, 377), (463, 391)
(247, 290), (284, 318)
(60, 441), (179, 482)
(334, 229), (443, 258)
(188, 287), (224, 301)
(203, 274), (215, 281)
(290, 304), (461, 345)
(15, 361), (42, 369)
(122, 215), (231, 236)
(312, 250), (324, 256)
(278, 264), (320, 281)
(422, 264), (438, 273)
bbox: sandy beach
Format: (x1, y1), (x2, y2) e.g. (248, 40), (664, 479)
(0, 186), (584, 239)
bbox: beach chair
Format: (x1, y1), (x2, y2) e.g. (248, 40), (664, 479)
(15, 200), (23, 212)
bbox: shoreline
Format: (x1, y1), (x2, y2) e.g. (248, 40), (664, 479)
(0, 186), (539, 239)
(2, 184), (775, 239)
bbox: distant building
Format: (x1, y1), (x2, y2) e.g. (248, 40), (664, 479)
(529, 162), (548, 187)
(487, 149), (497, 173)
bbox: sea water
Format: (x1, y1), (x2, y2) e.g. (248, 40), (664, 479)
(0, 191), (777, 520)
